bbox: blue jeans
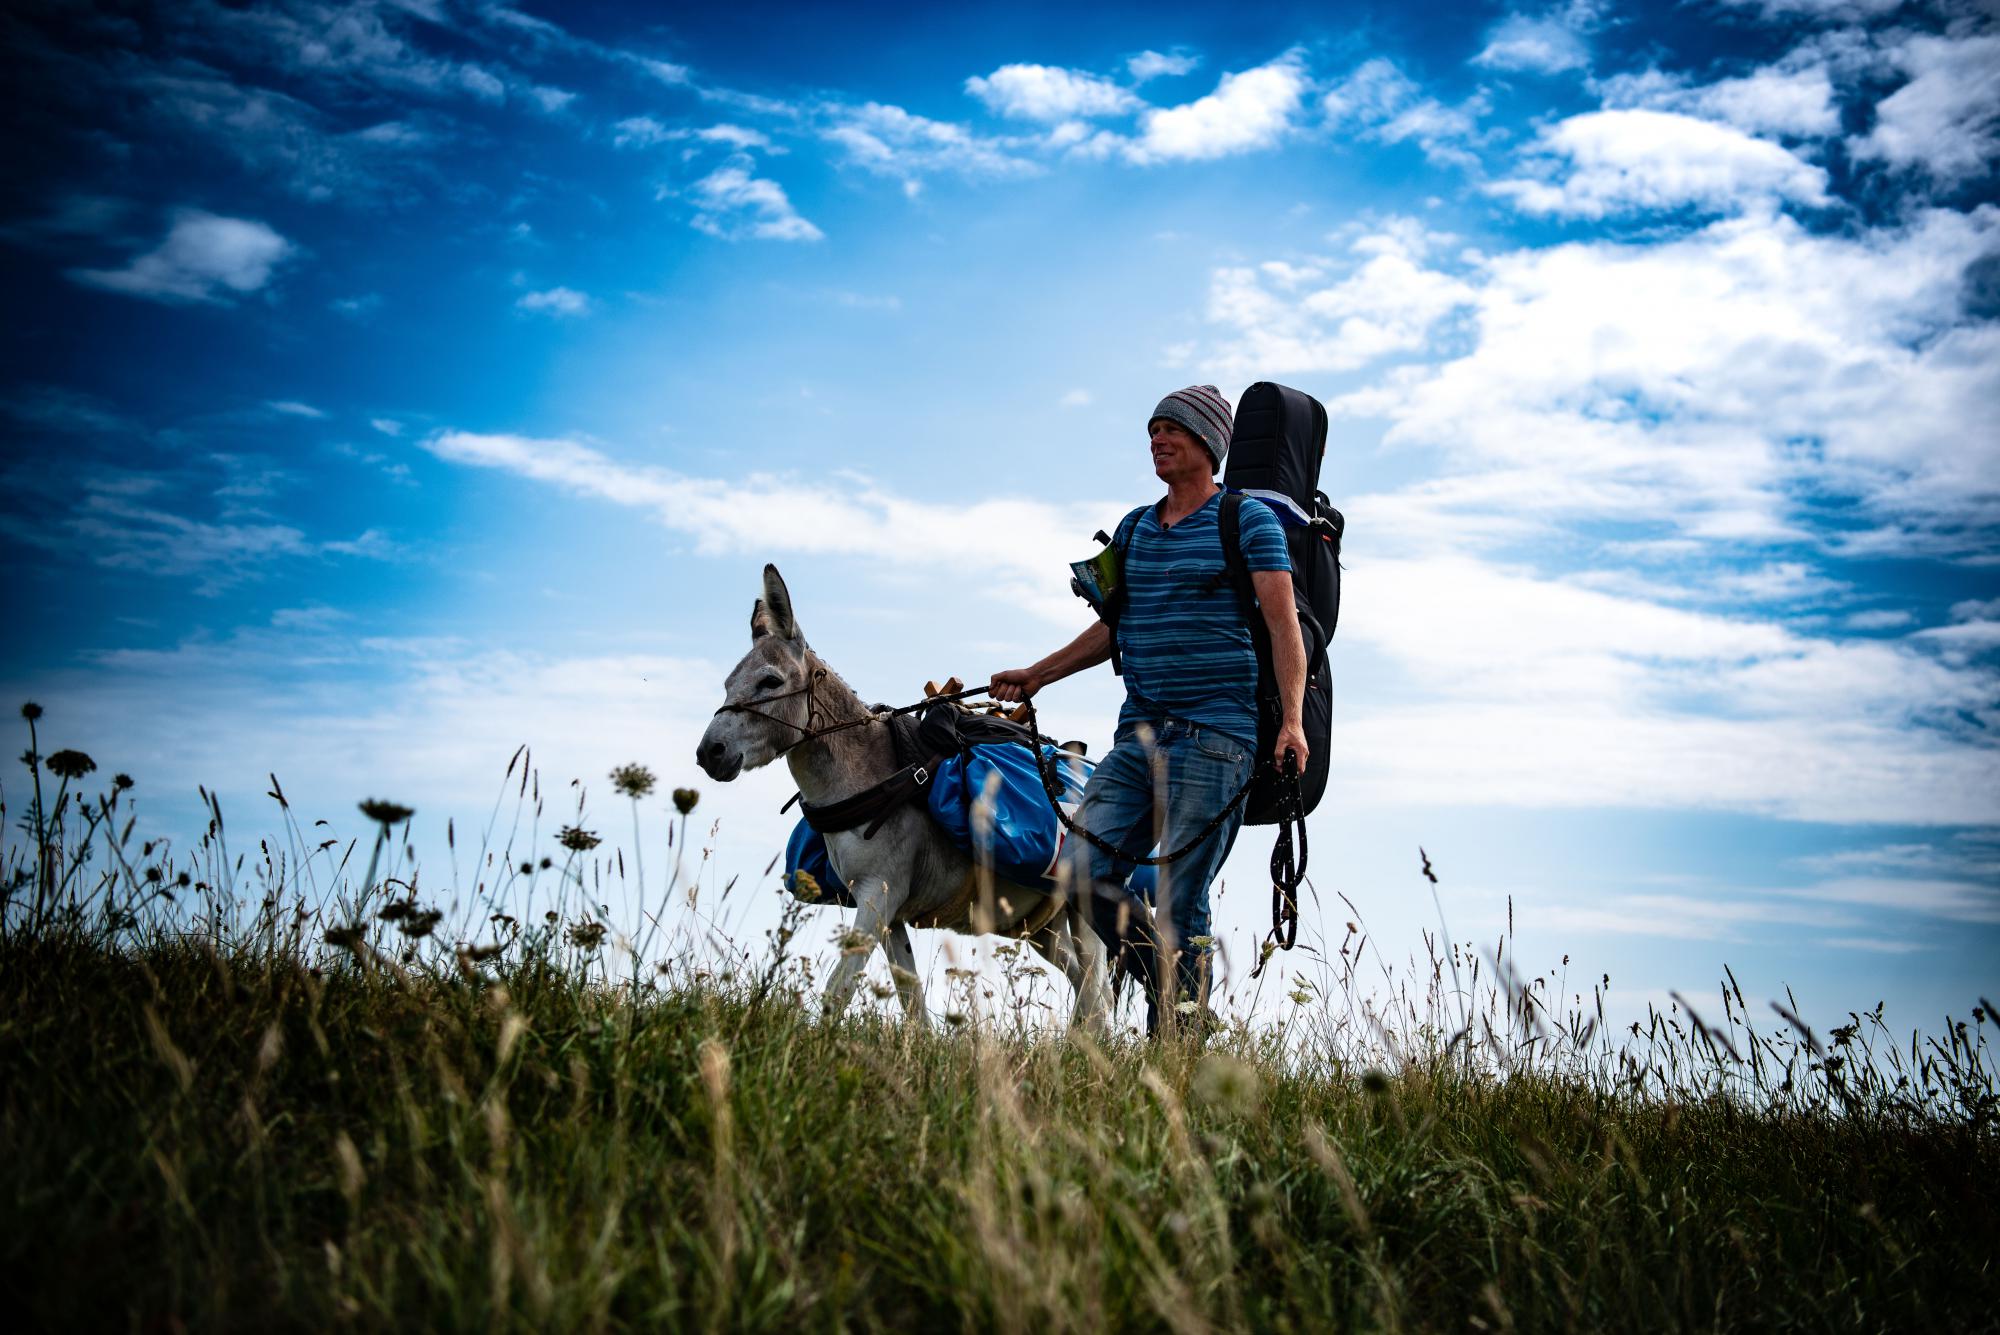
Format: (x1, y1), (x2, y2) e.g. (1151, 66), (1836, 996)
(1068, 717), (1252, 1027)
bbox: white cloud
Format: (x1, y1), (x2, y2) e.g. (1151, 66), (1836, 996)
(1778, 878), (2000, 924)
(1330, 553), (2000, 823)
(1851, 33), (2000, 184)
(69, 211), (293, 304)
(965, 64), (1141, 120)
(687, 163), (823, 241)
(821, 102), (1038, 184)
(1845, 609), (1913, 630)
(1321, 59), (1488, 168)
(613, 115), (672, 149)
(516, 286), (592, 316)
(528, 84), (575, 114)
(1203, 220), (1475, 376)
(1719, 0), (1908, 17)
(1487, 109), (1831, 216)
(1115, 51), (1308, 163)
(1473, 13), (1591, 74)
(268, 400), (325, 419)
(1059, 388), (1093, 407)
(370, 417), (403, 436)
(1310, 207), (2000, 553)
(697, 124), (773, 150)
(1597, 63), (1841, 138)
(420, 430), (1107, 623)
(1128, 50), (1199, 83)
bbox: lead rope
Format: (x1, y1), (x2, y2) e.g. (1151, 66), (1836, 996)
(758, 680), (1309, 961)
(1250, 753), (1306, 978)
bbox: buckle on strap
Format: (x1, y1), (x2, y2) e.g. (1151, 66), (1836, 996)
(912, 766), (930, 786)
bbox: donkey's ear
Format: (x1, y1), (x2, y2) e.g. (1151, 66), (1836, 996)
(750, 597), (772, 640)
(760, 564), (800, 640)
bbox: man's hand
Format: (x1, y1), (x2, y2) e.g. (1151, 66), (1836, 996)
(989, 668), (1041, 703)
(1273, 716), (1310, 775)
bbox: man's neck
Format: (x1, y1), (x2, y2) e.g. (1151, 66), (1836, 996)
(1159, 475), (1220, 525)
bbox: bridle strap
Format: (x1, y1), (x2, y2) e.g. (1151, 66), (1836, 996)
(712, 666), (898, 754)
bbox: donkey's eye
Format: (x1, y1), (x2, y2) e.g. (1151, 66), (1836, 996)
(757, 674), (784, 691)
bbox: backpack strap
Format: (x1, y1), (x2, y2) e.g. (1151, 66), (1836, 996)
(1219, 493), (1281, 742)
(1101, 503), (1148, 676)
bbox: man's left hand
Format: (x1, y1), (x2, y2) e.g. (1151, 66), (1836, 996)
(1272, 718), (1309, 775)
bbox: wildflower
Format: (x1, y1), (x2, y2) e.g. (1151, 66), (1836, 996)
(518, 860), (534, 875)
(175, 870), (191, 888)
(145, 866), (163, 885)
(789, 869), (822, 902)
(359, 799), (415, 826)
(1361, 1069), (1391, 1095)
(673, 787), (699, 815)
(539, 856), (552, 870)
(111, 773), (134, 791)
(610, 763), (656, 799)
(45, 748), (94, 780)
(567, 920), (607, 951)
(19, 750), (36, 768)
(557, 825), (600, 852)
(1193, 1052), (1262, 1117)
(324, 925), (366, 952)
(1289, 988), (1313, 1006)
(20, 702), (42, 721)
(1187, 934), (1216, 951)
(378, 901), (413, 921)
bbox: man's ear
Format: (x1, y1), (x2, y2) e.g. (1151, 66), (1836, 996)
(760, 564), (799, 640)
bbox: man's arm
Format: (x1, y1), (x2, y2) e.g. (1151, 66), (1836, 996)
(1251, 569), (1309, 772)
(989, 621), (1113, 702)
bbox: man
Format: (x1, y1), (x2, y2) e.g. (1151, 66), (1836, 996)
(991, 385), (1308, 1029)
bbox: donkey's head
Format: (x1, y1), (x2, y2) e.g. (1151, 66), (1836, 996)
(696, 564), (814, 782)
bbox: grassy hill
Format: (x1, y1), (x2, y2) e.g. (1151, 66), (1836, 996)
(3, 717), (1996, 1330)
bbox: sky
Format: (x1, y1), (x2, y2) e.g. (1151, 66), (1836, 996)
(2, 0), (1996, 1039)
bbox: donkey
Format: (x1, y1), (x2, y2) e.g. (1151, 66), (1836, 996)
(696, 565), (1112, 1029)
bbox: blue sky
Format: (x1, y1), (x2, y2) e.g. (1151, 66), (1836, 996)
(3, 0), (1996, 1034)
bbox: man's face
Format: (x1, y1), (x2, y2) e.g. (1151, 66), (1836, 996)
(1149, 418), (1213, 483)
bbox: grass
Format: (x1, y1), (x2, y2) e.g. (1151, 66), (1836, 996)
(3, 704), (1997, 1331)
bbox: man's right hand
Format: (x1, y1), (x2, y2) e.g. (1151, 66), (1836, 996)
(989, 668), (1040, 703)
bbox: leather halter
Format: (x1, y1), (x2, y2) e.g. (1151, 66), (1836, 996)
(711, 665), (882, 755)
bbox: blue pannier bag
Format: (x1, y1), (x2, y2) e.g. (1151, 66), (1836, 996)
(783, 740), (1157, 906)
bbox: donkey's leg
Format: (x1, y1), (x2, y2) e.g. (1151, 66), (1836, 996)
(882, 921), (927, 1025)
(824, 876), (898, 1016)
(1027, 917), (1081, 987)
(1065, 903), (1112, 1033)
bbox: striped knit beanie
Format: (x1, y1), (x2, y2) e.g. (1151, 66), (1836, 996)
(1148, 384), (1234, 473)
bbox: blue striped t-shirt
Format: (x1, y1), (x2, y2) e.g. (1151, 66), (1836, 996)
(1115, 492), (1292, 747)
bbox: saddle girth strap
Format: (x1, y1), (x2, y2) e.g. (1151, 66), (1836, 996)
(796, 751), (951, 839)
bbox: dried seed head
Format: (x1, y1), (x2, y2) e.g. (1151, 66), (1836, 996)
(566, 920), (607, 951)
(1360, 1068), (1391, 1095)
(20, 702), (42, 721)
(45, 749), (96, 780)
(358, 799), (415, 826)
(557, 825), (600, 852)
(672, 787), (699, 815)
(113, 773), (135, 791)
(610, 763), (656, 799)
